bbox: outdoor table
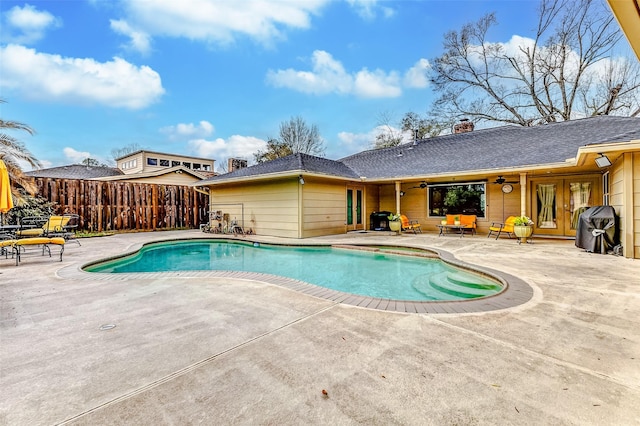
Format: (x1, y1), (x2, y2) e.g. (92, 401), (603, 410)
(437, 224), (469, 238)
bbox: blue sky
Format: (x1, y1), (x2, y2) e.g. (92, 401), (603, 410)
(0, 0), (610, 171)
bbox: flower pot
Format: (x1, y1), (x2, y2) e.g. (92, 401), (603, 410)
(514, 225), (533, 243)
(389, 220), (401, 233)
(441, 219), (447, 225)
(454, 220), (461, 226)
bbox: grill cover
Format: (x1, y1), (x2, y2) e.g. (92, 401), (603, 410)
(575, 206), (618, 254)
(370, 211), (391, 231)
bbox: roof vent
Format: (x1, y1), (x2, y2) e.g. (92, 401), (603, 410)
(453, 118), (474, 134)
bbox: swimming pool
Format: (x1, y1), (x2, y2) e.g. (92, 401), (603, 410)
(84, 240), (503, 302)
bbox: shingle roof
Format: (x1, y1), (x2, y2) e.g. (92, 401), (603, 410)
(200, 116), (640, 184)
(26, 164), (123, 179)
(200, 152), (361, 183)
(340, 116), (640, 179)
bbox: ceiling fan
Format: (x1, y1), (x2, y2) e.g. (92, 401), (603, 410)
(410, 182), (427, 189)
(493, 176), (518, 185)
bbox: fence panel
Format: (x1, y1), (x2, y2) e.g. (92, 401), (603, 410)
(34, 178), (208, 232)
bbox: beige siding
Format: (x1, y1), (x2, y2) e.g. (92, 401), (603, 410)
(610, 153), (639, 259)
(364, 184), (380, 229)
(209, 179), (300, 238)
(301, 180), (346, 237)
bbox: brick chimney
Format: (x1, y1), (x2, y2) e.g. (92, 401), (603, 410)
(453, 118), (474, 134)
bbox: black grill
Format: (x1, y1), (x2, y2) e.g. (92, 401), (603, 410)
(370, 211), (392, 231)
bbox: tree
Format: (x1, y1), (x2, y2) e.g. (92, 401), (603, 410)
(429, 0), (640, 126)
(373, 111), (404, 149)
(111, 143), (142, 160)
(81, 158), (109, 167)
(254, 116), (325, 163)
(254, 139), (293, 163)
(0, 99), (40, 198)
(399, 112), (449, 139)
(373, 111), (448, 149)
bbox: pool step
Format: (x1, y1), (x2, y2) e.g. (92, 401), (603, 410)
(412, 271), (501, 300)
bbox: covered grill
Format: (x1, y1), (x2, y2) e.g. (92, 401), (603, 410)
(370, 211), (391, 231)
(575, 206), (618, 254)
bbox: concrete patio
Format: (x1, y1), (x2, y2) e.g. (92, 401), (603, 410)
(1, 230), (639, 425)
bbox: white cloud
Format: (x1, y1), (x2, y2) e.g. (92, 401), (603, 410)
(403, 58), (430, 89)
(353, 68), (401, 98)
(335, 124), (413, 158)
(114, 0), (330, 53)
(346, 0), (395, 21)
(0, 44), (165, 109)
(110, 19), (152, 55)
(2, 4), (61, 44)
(266, 50), (353, 95)
(266, 50), (422, 98)
(161, 121), (215, 140)
(63, 147), (91, 163)
(188, 135), (267, 167)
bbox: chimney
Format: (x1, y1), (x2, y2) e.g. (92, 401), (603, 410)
(453, 118), (474, 134)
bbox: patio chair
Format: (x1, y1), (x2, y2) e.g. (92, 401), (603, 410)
(15, 215), (80, 245)
(400, 215), (422, 234)
(487, 216), (516, 239)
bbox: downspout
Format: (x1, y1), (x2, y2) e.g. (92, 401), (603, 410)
(298, 176), (304, 238)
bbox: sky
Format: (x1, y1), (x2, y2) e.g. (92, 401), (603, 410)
(0, 0), (625, 172)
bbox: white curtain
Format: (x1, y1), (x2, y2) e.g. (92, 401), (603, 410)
(537, 184), (556, 228)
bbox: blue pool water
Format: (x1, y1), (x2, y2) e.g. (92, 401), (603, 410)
(85, 240), (502, 301)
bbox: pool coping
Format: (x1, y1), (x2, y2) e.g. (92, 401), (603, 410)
(60, 236), (534, 315)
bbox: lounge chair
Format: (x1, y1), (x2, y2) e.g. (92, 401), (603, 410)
(487, 216), (516, 239)
(1, 237), (65, 265)
(16, 214), (80, 245)
(399, 215), (422, 234)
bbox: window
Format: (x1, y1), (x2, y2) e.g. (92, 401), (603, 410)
(602, 172), (610, 206)
(147, 158), (158, 166)
(202, 165), (211, 171)
(172, 161), (180, 167)
(428, 182), (486, 217)
(182, 162), (191, 168)
(192, 163), (201, 170)
(160, 159), (170, 166)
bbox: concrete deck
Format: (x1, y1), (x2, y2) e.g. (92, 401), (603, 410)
(1, 230), (639, 425)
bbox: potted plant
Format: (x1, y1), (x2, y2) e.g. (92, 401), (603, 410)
(440, 218), (448, 225)
(387, 213), (402, 234)
(513, 215), (534, 242)
(454, 215), (461, 226)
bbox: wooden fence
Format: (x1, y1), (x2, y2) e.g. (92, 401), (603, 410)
(34, 178), (209, 232)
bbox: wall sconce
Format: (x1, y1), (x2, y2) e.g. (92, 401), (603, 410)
(298, 175), (305, 185)
(595, 153), (612, 168)
(399, 191), (405, 197)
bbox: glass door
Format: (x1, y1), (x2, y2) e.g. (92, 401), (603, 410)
(532, 176), (599, 237)
(346, 187), (363, 231)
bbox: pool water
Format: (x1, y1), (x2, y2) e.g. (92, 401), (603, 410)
(85, 240), (502, 301)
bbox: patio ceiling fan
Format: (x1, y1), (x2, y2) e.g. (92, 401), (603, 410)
(493, 176), (518, 185)
(410, 182), (427, 189)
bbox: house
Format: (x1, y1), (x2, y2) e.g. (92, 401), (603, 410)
(195, 116), (640, 259)
(29, 150), (215, 185)
(109, 150), (215, 184)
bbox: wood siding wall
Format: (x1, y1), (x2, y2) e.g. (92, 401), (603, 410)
(34, 177), (209, 232)
(611, 152), (640, 258)
(209, 179), (300, 238)
(301, 180), (346, 237)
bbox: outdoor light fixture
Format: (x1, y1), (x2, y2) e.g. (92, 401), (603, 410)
(595, 153), (612, 168)
(400, 191), (405, 197)
(299, 175), (305, 185)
